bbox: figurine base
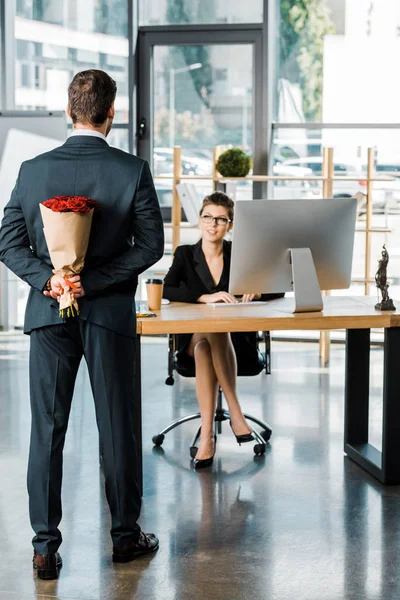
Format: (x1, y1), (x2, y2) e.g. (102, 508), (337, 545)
(375, 300), (396, 311)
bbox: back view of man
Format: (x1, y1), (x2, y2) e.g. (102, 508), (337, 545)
(0, 70), (164, 579)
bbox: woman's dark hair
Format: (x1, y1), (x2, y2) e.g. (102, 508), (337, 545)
(199, 191), (234, 222)
(68, 70), (117, 126)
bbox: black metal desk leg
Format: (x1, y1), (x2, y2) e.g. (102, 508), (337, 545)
(344, 328), (370, 446)
(343, 329), (384, 479)
(134, 334), (143, 496)
(381, 327), (400, 484)
(345, 327), (400, 484)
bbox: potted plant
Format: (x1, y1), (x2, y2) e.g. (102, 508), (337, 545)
(216, 148), (252, 177)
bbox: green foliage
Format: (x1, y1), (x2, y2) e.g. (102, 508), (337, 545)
(216, 148), (252, 178)
(280, 0), (336, 121)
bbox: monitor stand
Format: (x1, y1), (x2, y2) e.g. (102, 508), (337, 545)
(290, 248), (323, 313)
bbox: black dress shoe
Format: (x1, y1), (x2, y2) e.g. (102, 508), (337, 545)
(229, 421), (254, 446)
(193, 435), (216, 469)
(112, 530), (159, 563)
(33, 551), (62, 580)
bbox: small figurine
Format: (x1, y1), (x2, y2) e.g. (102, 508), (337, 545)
(375, 245), (396, 311)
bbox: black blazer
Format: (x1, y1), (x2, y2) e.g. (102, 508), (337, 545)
(163, 239), (284, 304)
(163, 239), (284, 373)
(163, 239), (232, 303)
(0, 136), (164, 337)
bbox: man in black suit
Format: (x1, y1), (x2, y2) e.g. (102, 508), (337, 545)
(0, 70), (164, 578)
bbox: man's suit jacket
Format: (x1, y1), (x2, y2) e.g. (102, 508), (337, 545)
(163, 239), (284, 374)
(0, 135), (164, 337)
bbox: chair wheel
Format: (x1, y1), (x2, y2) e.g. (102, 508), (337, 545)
(254, 443), (266, 456)
(190, 446), (198, 459)
(152, 434), (165, 447)
(165, 376), (174, 386)
(261, 429), (272, 442)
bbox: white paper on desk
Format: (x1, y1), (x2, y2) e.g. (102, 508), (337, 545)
(209, 301), (267, 307)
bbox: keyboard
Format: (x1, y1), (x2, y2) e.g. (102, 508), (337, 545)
(208, 301), (267, 307)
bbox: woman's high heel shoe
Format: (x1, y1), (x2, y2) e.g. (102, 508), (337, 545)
(193, 435), (216, 469)
(229, 421), (254, 446)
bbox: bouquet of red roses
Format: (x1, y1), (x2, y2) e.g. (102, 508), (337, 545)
(40, 196), (99, 318)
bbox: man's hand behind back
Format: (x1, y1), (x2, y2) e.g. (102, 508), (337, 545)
(43, 273), (85, 302)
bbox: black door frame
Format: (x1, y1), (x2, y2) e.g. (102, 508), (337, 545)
(136, 24), (269, 186)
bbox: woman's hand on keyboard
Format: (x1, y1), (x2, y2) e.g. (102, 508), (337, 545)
(241, 294), (261, 303)
(198, 292), (239, 304)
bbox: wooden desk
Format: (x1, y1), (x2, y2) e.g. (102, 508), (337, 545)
(135, 296), (400, 489)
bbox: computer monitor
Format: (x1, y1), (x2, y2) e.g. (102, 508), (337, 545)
(229, 198), (357, 313)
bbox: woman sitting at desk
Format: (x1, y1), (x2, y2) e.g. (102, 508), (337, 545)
(163, 192), (283, 469)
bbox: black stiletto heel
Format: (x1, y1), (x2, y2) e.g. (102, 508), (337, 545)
(193, 435), (217, 469)
(229, 421), (254, 446)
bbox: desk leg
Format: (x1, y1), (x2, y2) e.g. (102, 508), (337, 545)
(134, 334), (143, 496)
(381, 328), (400, 483)
(344, 327), (400, 484)
(344, 328), (370, 447)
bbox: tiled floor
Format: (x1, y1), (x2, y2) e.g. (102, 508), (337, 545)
(0, 332), (399, 600)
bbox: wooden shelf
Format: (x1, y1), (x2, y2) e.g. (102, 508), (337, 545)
(156, 174), (395, 183)
(356, 228), (391, 233)
(164, 222), (197, 229)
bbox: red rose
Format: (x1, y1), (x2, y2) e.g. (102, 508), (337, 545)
(42, 195), (99, 213)
(83, 197), (100, 211)
(67, 199), (86, 212)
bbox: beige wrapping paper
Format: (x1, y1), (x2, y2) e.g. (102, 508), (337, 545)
(40, 204), (94, 315)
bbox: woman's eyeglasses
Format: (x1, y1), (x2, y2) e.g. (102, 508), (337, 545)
(200, 215), (231, 226)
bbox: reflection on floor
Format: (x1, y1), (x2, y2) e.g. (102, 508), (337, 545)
(0, 333), (399, 600)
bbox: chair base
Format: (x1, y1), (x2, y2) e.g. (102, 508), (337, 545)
(152, 389), (272, 457)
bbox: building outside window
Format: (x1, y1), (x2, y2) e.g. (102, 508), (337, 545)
(14, 0), (129, 144)
(139, 0), (263, 25)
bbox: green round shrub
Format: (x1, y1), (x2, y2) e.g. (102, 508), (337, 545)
(216, 148), (252, 177)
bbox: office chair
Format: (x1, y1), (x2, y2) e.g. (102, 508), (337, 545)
(152, 332), (273, 457)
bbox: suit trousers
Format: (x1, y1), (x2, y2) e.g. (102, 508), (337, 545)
(28, 320), (141, 554)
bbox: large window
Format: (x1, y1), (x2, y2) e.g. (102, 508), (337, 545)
(277, 0), (400, 124)
(139, 0), (263, 26)
(275, 2), (400, 301)
(14, 0), (129, 129)
(16, 0), (128, 35)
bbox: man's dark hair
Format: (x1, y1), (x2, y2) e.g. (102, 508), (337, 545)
(68, 70), (117, 126)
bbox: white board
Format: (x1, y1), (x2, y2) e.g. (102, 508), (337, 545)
(0, 112), (67, 330)
(0, 128), (65, 216)
(0, 111), (66, 158)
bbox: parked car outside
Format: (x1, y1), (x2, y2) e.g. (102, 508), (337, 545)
(154, 147), (212, 177)
(271, 164), (321, 200)
(279, 157), (400, 212)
